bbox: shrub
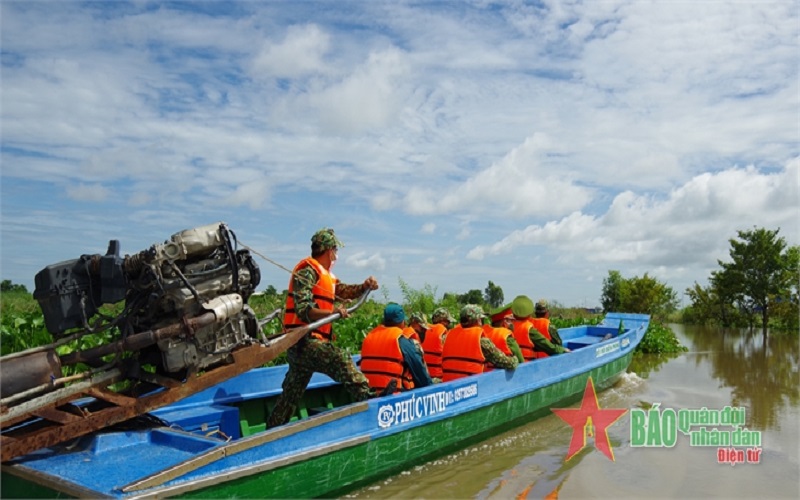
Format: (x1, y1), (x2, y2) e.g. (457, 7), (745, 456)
(635, 322), (688, 355)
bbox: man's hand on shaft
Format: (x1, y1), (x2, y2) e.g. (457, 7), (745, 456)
(363, 276), (379, 290)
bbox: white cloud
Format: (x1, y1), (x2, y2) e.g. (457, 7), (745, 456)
(252, 24), (331, 79)
(421, 223), (436, 234)
(468, 160), (799, 272)
(226, 177), (273, 210)
(345, 251), (387, 272)
(405, 133), (593, 218)
(310, 47), (412, 135)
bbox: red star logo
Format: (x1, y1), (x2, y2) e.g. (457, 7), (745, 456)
(551, 377), (627, 461)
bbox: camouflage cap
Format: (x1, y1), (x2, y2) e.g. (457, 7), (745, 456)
(459, 304), (487, 324)
(409, 312), (430, 328)
(311, 228), (344, 251)
(535, 299), (548, 313)
(431, 307), (455, 324)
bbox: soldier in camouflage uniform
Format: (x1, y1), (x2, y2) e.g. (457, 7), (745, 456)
(441, 305), (518, 381)
(534, 299), (564, 347)
(407, 312), (429, 343)
(459, 304), (519, 370)
(267, 228), (380, 428)
(511, 295), (570, 356)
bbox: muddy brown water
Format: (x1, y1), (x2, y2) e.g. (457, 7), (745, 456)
(346, 324), (800, 499)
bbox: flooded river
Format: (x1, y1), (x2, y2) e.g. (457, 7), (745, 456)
(346, 324), (799, 499)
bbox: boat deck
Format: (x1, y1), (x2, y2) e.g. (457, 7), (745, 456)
(565, 325), (620, 350)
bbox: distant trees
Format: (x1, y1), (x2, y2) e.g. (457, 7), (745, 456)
(483, 281), (504, 308)
(600, 271), (624, 313)
(445, 281), (506, 309)
(600, 270), (678, 322)
(405, 281), (507, 319)
(1, 280), (28, 293)
(685, 227), (799, 332)
(458, 289), (484, 305)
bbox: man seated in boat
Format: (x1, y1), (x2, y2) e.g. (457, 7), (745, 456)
(404, 312), (429, 343)
(361, 303), (434, 394)
(441, 305), (518, 382)
(532, 299), (565, 348)
(420, 308), (454, 382)
(267, 228), (381, 428)
(510, 295), (570, 361)
(482, 306), (524, 366)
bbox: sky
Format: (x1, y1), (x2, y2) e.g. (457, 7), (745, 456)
(1, 0), (798, 310)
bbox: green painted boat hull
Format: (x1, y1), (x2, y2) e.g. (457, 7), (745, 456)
(179, 353), (630, 499)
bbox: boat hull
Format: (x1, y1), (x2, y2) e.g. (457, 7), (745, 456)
(2, 313), (647, 499)
(182, 354), (631, 499)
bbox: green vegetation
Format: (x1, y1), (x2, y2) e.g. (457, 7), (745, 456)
(601, 270), (678, 322)
(1, 280), (28, 293)
(684, 227), (799, 332)
(599, 270), (686, 354)
(636, 323), (688, 355)
(0, 279), (605, 363)
(1, 289), (49, 355)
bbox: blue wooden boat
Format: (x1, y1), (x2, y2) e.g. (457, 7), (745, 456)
(1, 313), (649, 499)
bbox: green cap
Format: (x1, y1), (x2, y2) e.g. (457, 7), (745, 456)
(311, 228), (343, 251)
(511, 295), (534, 318)
(460, 304), (486, 324)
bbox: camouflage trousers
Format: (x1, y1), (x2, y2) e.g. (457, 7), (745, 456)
(267, 338), (372, 428)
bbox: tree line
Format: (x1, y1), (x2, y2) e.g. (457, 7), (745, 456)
(599, 226), (798, 334)
(684, 227), (798, 332)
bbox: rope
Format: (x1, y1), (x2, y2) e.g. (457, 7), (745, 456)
(238, 241), (345, 302)
(237, 242), (295, 276)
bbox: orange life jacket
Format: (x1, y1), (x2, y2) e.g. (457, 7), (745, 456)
(360, 325), (414, 393)
(421, 323), (447, 379)
(402, 327), (421, 343)
(512, 319), (536, 361)
(482, 324), (513, 371)
(283, 257), (337, 342)
(530, 317), (552, 359)
(441, 325), (486, 382)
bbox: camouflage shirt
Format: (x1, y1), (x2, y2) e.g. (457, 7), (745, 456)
(292, 265), (366, 323)
(480, 337), (519, 370)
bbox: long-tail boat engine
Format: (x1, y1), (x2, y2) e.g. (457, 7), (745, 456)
(0, 222), (262, 402)
(0, 221), (375, 463)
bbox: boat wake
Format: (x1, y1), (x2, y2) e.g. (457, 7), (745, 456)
(613, 371), (646, 392)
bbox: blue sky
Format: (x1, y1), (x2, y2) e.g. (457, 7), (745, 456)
(1, 0), (798, 309)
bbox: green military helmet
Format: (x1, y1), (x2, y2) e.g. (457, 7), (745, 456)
(511, 295), (534, 318)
